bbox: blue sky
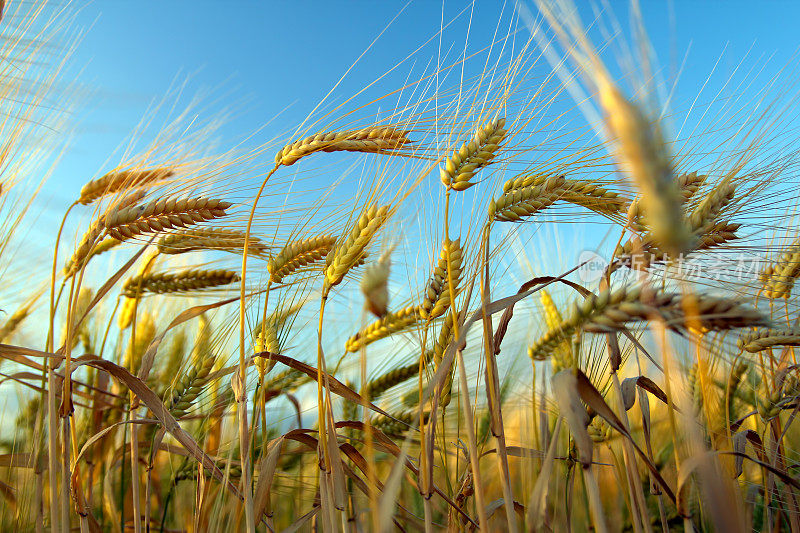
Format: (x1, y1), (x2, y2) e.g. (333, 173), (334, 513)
(49, 0), (800, 209)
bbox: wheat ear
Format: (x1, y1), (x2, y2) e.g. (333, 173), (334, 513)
(629, 171), (707, 230)
(78, 167), (174, 205)
(325, 205), (389, 291)
(371, 409), (430, 436)
(157, 228), (268, 256)
(440, 118), (507, 191)
(528, 287), (767, 360)
(502, 173), (627, 216)
(433, 312), (455, 408)
(345, 305), (421, 352)
(760, 242), (800, 299)
(360, 250), (391, 318)
(737, 327), (800, 352)
(420, 238), (463, 320)
(122, 269), (239, 297)
(104, 197), (232, 241)
(488, 175), (568, 222)
(64, 189), (145, 277)
(364, 359), (425, 400)
(268, 235), (337, 283)
(276, 126), (411, 166)
(167, 351), (217, 419)
(0, 300), (35, 342)
(599, 81), (693, 254)
(254, 321), (280, 379)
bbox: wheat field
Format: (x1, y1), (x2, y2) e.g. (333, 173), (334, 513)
(2, 1), (800, 531)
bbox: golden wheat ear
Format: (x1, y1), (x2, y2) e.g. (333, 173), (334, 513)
(104, 197), (232, 241)
(419, 238), (463, 320)
(737, 327), (800, 352)
(157, 228), (269, 256)
(325, 204), (390, 291)
(78, 167), (174, 205)
(267, 234), (337, 284)
(275, 125), (412, 167)
(121, 269), (239, 296)
(440, 118), (507, 191)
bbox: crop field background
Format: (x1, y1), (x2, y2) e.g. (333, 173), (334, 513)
(1, 1), (800, 531)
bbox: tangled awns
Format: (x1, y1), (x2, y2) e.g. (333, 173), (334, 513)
(4, 1), (800, 532)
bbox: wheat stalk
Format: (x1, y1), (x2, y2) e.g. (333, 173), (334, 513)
(78, 167), (174, 205)
(122, 269), (239, 297)
(440, 118), (507, 191)
(105, 197), (233, 241)
(276, 126), (411, 166)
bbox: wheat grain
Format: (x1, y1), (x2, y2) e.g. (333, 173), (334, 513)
(440, 118), (507, 191)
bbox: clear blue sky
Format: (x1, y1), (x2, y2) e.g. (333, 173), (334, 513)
(47, 0), (800, 208)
